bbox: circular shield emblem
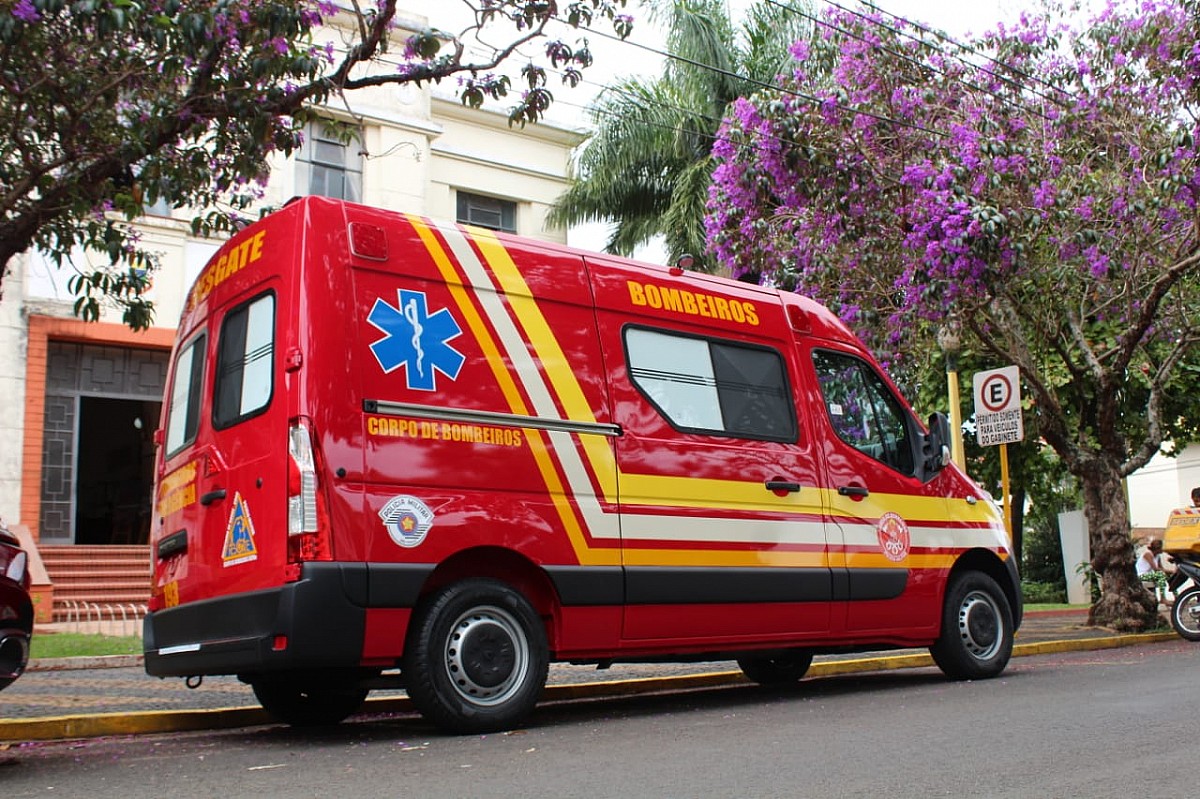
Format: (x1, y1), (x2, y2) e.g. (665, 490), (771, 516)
(379, 495), (435, 548)
(876, 512), (911, 562)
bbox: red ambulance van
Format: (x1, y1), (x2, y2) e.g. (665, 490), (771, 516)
(144, 196), (1021, 734)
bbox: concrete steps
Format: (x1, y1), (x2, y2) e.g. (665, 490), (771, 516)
(38, 545), (151, 621)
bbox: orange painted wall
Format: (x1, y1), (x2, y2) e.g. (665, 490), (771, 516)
(20, 316), (174, 541)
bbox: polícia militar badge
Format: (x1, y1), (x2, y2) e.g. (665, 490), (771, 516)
(379, 495), (435, 548)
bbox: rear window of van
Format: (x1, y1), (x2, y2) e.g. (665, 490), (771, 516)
(213, 292), (275, 429)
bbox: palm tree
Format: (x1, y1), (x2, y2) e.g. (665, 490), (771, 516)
(548, 0), (814, 272)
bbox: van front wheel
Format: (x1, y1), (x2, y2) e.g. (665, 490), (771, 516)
(251, 677), (368, 727)
(404, 579), (549, 734)
(930, 571), (1014, 680)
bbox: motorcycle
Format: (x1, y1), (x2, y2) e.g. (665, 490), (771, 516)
(1168, 552), (1200, 641)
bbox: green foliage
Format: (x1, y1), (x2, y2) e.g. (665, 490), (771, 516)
(549, 0), (815, 270)
(0, 0), (630, 327)
(1075, 560), (1102, 604)
(1021, 581), (1067, 604)
(705, 0), (1199, 630)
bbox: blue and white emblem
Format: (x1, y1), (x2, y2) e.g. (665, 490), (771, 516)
(367, 289), (465, 391)
(379, 495), (435, 548)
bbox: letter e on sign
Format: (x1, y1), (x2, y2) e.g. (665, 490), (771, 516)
(972, 365), (1024, 447)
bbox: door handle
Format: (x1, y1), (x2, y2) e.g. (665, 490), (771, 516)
(837, 485), (870, 498)
(765, 480), (801, 494)
(199, 488), (228, 506)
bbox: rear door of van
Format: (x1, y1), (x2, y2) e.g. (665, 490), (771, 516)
(153, 215), (298, 609)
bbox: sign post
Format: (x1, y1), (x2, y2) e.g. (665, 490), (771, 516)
(972, 365), (1024, 543)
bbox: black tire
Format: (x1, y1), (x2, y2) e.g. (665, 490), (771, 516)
(930, 571), (1014, 680)
(403, 579), (549, 734)
(736, 650), (814, 685)
(1170, 587), (1200, 642)
(251, 677), (368, 727)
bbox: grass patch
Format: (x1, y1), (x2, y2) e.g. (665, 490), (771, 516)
(31, 632), (142, 659)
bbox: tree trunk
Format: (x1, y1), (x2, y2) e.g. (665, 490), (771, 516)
(1082, 462), (1158, 630)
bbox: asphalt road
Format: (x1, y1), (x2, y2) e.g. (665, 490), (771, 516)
(0, 639), (1194, 799)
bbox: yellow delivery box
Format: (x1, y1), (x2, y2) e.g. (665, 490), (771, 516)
(1163, 507), (1200, 553)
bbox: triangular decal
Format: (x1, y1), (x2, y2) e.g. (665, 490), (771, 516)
(221, 491), (259, 567)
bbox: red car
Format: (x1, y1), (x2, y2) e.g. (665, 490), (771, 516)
(0, 524), (31, 691)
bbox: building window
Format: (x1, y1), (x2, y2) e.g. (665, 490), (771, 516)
(296, 122), (362, 202)
(456, 191), (516, 232)
(144, 195), (173, 218)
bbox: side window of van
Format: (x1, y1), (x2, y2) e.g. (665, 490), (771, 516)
(625, 327), (796, 442)
(813, 350), (914, 475)
(164, 334), (206, 456)
(214, 293), (275, 429)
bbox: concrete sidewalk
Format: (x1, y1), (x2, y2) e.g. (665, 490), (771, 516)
(0, 609), (1176, 742)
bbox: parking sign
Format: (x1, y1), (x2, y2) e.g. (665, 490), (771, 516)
(973, 366), (1024, 446)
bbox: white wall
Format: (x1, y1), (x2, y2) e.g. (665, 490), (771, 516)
(0, 257), (28, 525)
(1128, 444), (1200, 528)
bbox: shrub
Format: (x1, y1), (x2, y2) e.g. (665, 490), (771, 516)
(1021, 580), (1067, 605)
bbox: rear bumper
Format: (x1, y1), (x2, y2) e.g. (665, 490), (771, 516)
(144, 562), (377, 678)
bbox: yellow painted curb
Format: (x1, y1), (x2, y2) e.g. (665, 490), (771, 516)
(0, 632), (1179, 743)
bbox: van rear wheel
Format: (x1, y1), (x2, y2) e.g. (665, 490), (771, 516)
(930, 571), (1014, 680)
(251, 677), (368, 727)
(736, 651), (814, 685)
(404, 579), (549, 734)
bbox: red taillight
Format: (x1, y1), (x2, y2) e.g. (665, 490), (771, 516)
(286, 420), (332, 566)
(286, 452), (302, 498)
(0, 545), (26, 589)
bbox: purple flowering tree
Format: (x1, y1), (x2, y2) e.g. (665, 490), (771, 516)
(706, 0), (1200, 630)
(0, 0), (631, 328)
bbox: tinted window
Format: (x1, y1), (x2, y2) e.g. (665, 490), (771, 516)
(813, 349), (914, 475)
(214, 293), (275, 429)
(164, 334), (206, 456)
(626, 327), (796, 441)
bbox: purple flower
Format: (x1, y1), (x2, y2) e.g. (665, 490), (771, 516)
(12, 0), (40, 22)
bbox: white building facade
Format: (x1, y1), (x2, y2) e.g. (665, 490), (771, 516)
(1127, 444), (1200, 530)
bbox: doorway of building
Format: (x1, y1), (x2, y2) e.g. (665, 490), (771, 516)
(74, 396), (161, 545)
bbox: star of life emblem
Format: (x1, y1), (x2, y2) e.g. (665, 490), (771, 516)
(367, 289), (465, 391)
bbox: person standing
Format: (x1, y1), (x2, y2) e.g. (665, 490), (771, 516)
(1137, 538), (1171, 607)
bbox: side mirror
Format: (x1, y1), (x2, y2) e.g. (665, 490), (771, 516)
(923, 412), (952, 476)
